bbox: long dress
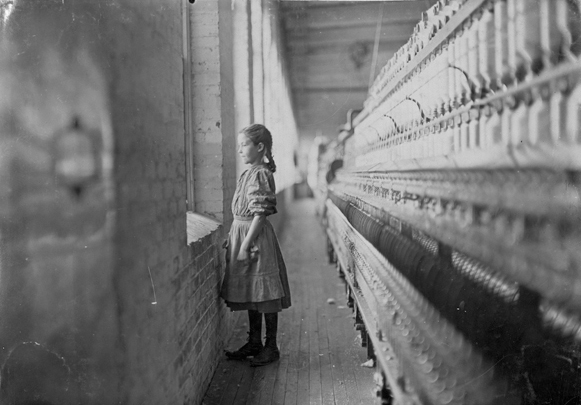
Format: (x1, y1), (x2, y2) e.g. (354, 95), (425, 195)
(220, 164), (292, 313)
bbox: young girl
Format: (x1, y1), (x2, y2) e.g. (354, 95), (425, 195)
(220, 124), (292, 366)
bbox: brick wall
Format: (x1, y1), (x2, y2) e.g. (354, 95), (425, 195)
(106, 1), (190, 403)
(111, 1), (235, 404)
(175, 230), (227, 402)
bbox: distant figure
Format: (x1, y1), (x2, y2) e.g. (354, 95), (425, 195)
(220, 124), (292, 366)
(325, 159), (343, 184)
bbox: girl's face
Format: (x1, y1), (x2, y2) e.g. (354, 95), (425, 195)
(237, 133), (264, 166)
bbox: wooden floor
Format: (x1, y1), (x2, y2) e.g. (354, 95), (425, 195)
(202, 198), (376, 405)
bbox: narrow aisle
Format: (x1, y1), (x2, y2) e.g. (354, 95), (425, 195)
(202, 198), (376, 405)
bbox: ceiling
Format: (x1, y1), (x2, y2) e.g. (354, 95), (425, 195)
(280, 0), (437, 141)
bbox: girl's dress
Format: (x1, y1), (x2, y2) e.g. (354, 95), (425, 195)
(220, 164), (292, 313)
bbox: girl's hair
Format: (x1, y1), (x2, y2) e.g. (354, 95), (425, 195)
(240, 123), (277, 173)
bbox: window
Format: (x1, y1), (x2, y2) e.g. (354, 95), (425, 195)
(183, 0), (221, 245)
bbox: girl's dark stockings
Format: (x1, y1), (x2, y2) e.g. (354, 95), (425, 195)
(264, 312), (278, 347)
(250, 312), (280, 367)
(248, 310), (263, 343)
(225, 310), (263, 360)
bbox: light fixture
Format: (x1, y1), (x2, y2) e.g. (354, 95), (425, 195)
(53, 117), (100, 198)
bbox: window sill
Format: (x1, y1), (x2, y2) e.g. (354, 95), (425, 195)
(186, 211), (222, 245)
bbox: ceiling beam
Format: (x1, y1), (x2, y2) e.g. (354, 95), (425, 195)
(286, 38), (409, 52)
(283, 16), (419, 30)
(281, 1), (429, 20)
(286, 42), (402, 56)
(285, 24), (414, 46)
(281, 1), (435, 10)
(295, 86), (369, 93)
(307, 18), (419, 30)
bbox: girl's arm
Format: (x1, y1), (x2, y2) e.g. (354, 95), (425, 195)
(237, 215), (266, 261)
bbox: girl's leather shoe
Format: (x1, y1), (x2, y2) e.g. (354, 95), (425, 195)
(249, 345), (280, 366)
(225, 341), (263, 360)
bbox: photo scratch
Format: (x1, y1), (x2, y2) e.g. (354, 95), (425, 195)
(148, 266), (157, 305)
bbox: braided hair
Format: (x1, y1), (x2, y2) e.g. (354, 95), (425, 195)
(240, 123), (277, 173)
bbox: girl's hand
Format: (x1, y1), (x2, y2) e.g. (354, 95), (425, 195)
(237, 245), (249, 262)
